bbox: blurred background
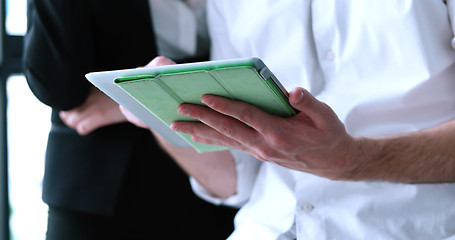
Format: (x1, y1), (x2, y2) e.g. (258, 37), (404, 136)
(2, 0), (50, 239)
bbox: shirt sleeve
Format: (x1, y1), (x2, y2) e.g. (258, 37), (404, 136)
(190, 150), (262, 208)
(446, 0), (455, 50)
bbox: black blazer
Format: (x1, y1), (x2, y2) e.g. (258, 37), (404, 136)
(24, 0), (236, 238)
(24, 0), (160, 215)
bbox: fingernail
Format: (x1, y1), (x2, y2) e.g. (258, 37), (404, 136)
(201, 95), (213, 106)
(177, 106), (190, 116)
(170, 122), (178, 131)
(292, 88), (304, 104)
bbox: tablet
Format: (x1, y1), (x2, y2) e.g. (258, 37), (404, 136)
(86, 57), (296, 153)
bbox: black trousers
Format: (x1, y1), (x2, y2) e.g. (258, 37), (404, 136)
(47, 206), (153, 240)
(45, 144), (238, 240)
(46, 189), (238, 240)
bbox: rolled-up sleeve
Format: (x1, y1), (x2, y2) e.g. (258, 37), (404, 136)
(190, 150), (262, 208)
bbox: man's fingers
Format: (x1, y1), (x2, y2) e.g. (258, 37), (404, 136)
(171, 121), (246, 149)
(175, 103), (261, 146)
(200, 95), (280, 134)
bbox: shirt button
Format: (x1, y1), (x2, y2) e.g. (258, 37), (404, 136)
(325, 50), (335, 61)
(301, 203), (314, 213)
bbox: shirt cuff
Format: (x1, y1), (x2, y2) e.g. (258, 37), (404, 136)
(190, 149), (262, 208)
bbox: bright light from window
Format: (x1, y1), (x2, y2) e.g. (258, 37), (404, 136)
(6, 0), (27, 36)
(7, 76), (49, 240)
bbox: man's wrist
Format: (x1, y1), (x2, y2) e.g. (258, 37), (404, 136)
(341, 137), (383, 181)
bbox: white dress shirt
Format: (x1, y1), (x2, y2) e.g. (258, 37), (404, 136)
(148, 0), (209, 60)
(192, 0), (455, 239)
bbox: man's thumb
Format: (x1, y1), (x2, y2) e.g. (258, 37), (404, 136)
(289, 87), (312, 112)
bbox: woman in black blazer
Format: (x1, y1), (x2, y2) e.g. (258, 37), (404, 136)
(23, 0), (237, 239)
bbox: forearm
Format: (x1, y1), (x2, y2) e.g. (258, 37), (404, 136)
(349, 119), (455, 183)
(153, 134), (237, 199)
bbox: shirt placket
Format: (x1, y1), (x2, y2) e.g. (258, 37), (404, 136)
(310, 0), (338, 81)
(293, 1), (337, 239)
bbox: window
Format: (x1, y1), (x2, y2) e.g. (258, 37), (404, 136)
(7, 76), (49, 240)
(6, 0), (26, 36)
(5, 0), (49, 239)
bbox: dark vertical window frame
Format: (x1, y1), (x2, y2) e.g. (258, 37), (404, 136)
(0, 75), (7, 240)
(0, 0), (8, 238)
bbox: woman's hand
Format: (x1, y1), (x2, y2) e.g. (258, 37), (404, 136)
(59, 86), (127, 135)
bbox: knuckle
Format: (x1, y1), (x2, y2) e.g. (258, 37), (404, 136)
(77, 126), (88, 136)
(266, 132), (299, 154)
(218, 121), (234, 137)
(269, 133), (284, 146)
(239, 145), (253, 154)
(65, 118), (78, 128)
(207, 99), (227, 111)
(268, 132), (288, 148)
(237, 109), (255, 123)
(257, 147), (278, 161)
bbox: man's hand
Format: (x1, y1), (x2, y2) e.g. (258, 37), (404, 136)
(59, 86), (127, 135)
(170, 85), (455, 183)
(170, 87), (367, 180)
